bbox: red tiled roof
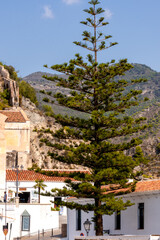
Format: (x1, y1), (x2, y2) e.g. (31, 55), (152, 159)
(102, 179), (160, 194)
(42, 169), (91, 174)
(6, 169), (160, 193)
(135, 179), (160, 192)
(6, 170), (73, 182)
(0, 111), (26, 123)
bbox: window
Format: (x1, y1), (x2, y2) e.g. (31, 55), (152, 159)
(21, 210), (30, 231)
(115, 211), (121, 230)
(138, 203), (144, 229)
(76, 209), (81, 231)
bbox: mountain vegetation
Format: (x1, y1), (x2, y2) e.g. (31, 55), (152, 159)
(0, 89), (10, 110)
(41, 0), (149, 235)
(23, 64), (160, 120)
(0, 62), (37, 105)
(19, 81), (38, 105)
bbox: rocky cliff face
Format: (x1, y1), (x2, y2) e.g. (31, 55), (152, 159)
(0, 65), (19, 107)
(22, 97), (86, 170)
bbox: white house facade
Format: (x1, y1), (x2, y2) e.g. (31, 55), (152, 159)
(0, 203), (59, 240)
(0, 169), (75, 239)
(67, 179), (160, 240)
(6, 169), (69, 215)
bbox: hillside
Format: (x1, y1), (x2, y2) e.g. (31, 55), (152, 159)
(22, 64), (160, 178)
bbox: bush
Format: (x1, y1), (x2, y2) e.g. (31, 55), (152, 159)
(39, 90), (46, 94)
(51, 207), (60, 211)
(47, 91), (52, 96)
(19, 81), (38, 105)
(43, 97), (50, 103)
(156, 143), (160, 153)
(42, 105), (54, 117)
(0, 89), (10, 109)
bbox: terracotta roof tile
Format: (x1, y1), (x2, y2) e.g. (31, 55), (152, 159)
(0, 111), (26, 123)
(6, 170), (160, 193)
(42, 169), (91, 174)
(135, 179), (160, 192)
(102, 180), (160, 194)
(6, 170), (74, 182)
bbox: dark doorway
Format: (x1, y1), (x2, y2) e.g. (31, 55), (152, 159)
(18, 192), (30, 203)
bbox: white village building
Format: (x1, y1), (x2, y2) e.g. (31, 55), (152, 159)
(6, 169), (68, 213)
(67, 179), (160, 240)
(1, 72), (160, 240)
(0, 169), (71, 240)
(0, 107), (69, 239)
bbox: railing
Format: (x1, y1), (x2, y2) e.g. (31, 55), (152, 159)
(14, 225), (67, 240)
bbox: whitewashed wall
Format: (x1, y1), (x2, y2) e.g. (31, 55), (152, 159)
(67, 192), (160, 240)
(0, 203), (59, 240)
(67, 208), (95, 240)
(103, 192), (160, 235)
(6, 180), (67, 215)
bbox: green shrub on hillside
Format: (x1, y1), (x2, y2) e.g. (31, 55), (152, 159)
(0, 89), (10, 110)
(19, 81), (38, 105)
(42, 105), (54, 117)
(46, 91), (52, 96)
(39, 90), (46, 94)
(42, 97), (50, 103)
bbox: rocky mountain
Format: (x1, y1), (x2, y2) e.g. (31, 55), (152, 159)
(22, 64), (160, 178)
(23, 64), (160, 100)
(22, 97), (87, 170)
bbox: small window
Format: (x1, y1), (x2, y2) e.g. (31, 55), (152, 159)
(76, 209), (81, 231)
(138, 203), (144, 229)
(21, 210), (30, 231)
(115, 211), (121, 230)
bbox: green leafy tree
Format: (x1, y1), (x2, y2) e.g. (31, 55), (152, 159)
(33, 179), (47, 203)
(43, 0), (148, 235)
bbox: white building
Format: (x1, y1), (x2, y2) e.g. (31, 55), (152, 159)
(0, 202), (59, 240)
(6, 169), (69, 215)
(67, 179), (160, 240)
(0, 169), (75, 240)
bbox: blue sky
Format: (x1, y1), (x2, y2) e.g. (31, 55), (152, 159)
(0, 0), (160, 77)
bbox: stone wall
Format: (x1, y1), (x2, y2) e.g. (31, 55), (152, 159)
(0, 114), (7, 200)
(0, 108), (31, 170)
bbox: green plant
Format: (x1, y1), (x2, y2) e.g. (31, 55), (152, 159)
(51, 207), (60, 211)
(19, 81), (38, 105)
(42, 97), (50, 103)
(40, 90), (46, 94)
(156, 143), (160, 153)
(43, 0), (148, 235)
(47, 91), (52, 96)
(42, 105), (54, 116)
(33, 179), (47, 203)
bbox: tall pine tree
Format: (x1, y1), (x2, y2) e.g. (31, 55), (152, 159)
(44, 0), (148, 235)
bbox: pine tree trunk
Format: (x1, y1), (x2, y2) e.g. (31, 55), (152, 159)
(95, 198), (103, 235)
(94, 180), (103, 236)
